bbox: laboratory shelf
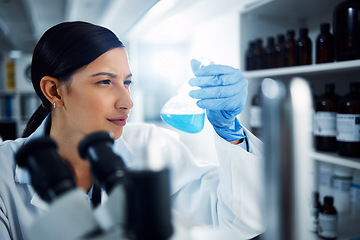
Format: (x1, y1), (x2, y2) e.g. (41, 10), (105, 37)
(0, 90), (38, 136)
(241, 0), (340, 20)
(240, 0), (360, 238)
(0, 90), (36, 97)
(0, 90), (15, 95)
(0, 117), (16, 122)
(243, 59), (360, 80)
(311, 151), (360, 170)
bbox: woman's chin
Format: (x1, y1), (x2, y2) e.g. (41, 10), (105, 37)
(110, 128), (123, 140)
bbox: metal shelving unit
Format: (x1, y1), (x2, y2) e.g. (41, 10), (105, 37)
(239, 0), (360, 239)
(0, 54), (38, 139)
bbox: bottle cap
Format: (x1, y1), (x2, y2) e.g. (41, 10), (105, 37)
(267, 36), (275, 45)
(325, 83), (335, 92)
(286, 30), (295, 37)
(324, 196), (334, 205)
(349, 82), (360, 90)
(277, 34), (285, 42)
(299, 28), (309, 36)
(256, 38), (263, 46)
(312, 191), (319, 200)
(320, 23), (330, 32)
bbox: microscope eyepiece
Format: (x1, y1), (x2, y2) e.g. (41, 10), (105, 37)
(78, 131), (114, 159)
(15, 137), (57, 167)
(78, 131), (127, 193)
(15, 137), (76, 202)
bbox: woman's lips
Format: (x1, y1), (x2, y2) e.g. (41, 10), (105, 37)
(108, 116), (128, 126)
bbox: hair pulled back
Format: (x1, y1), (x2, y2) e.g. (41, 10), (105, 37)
(22, 21), (125, 137)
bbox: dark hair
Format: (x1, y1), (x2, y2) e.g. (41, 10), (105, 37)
(22, 21), (125, 137)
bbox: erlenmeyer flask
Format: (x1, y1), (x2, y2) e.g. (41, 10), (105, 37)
(160, 58), (213, 133)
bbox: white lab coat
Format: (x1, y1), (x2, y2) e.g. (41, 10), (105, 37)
(0, 117), (265, 240)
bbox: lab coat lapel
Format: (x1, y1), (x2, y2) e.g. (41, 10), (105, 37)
(30, 193), (49, 212)
(14, 164), (49, 212)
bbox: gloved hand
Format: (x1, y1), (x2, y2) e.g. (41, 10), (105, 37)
(188, 59), (248, 142)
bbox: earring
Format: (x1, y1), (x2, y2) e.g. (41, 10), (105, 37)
(53, 102), (56, 109)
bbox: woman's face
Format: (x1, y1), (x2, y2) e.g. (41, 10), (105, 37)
(58, 47), (133, 139)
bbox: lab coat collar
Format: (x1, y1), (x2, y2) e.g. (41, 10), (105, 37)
(30, 193), (50, 212)
(14, 115), (49, 184)
(113, 136), (133, 167)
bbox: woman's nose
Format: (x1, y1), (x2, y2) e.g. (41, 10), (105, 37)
(115, 87), (134, 110)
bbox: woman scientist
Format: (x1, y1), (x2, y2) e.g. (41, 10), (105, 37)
(0, 21), (264, 240)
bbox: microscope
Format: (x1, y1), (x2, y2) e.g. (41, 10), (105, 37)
(15, 131), (174, 240)
(15, 132), (243, 240)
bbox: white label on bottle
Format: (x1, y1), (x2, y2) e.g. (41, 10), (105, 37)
(313, 111), (336, 137)
(336, 114), (360, 142)
(333, 176), (352, 192)
(350, 183), (360, 203)
(318, 213), (337, 238)
(319, 170), (333, 188)
(250, 106), (262, 128)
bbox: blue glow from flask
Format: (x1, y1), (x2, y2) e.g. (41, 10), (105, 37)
(160, 113), (205, 133)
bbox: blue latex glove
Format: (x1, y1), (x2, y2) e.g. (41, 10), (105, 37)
(188, 59), (248, 142)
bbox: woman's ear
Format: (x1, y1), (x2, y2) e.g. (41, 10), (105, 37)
(40, 76), (63, 107)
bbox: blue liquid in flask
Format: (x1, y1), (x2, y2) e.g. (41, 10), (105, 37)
(160, 113), (205, 133)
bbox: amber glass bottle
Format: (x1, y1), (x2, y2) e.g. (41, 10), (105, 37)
(253, 38), (265, 70)
(318, 196), (338, 239)
(314, 84), (339, 152)
(316, 23), (334, 63)
(245, 41), (256, 70)
(264, 37), (276, 69)
(250, 86), (262, 139)
(284, 30), (296, 67)
(336, 82), (360, 157)
(296, 28), (312, 65)
(333, 0), (360, 61)
(275, 34), (286, 68)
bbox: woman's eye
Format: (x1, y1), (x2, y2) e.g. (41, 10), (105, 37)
(97, 79), (111, 85)
(124, 80), (132, 87)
